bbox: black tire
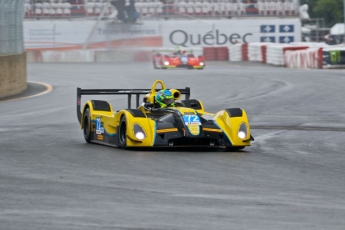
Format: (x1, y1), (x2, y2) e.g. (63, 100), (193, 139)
(153, 60), (158, 69)
(118, 116), (127, 149)
(83, 108), (92, 143)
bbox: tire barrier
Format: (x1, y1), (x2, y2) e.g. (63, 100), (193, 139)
(215, 47), (229, 61)
(284, 47), (345, 69)
(228, 44), (242, 61)
(203, 47), (217, 61)
(26, 47), (204, 63)
(133, 51), (152, 62)
(241, 43), (248, 61)
(266, 45), (309, 66)
(25, 43), (344, 70)
(40, 50), (95, 62)
(284, 48), (322, 69)
(261, 45), (267, 63)
(227, 42), (338, 69)
(248, 43), (267, 62)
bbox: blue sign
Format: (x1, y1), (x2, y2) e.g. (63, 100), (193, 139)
(279, 25), (294, 33)
(279, 36), (294, 43)
(260, 36), (276, 43)
(182, 115), (201, 125)
(260, 25), (275, 33)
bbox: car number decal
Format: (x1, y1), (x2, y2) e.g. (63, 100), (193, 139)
(181, 56), (188, 62)
(182, 115), (201, 125)
(95, 117), (104, 134)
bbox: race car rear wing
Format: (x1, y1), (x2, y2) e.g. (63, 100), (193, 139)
(77, 87), (190, 123)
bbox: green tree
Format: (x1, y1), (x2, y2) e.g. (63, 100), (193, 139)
(300, 0), (344, 27)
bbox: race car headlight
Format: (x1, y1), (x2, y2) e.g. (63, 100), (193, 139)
(135, 132), (145, 140)
(238, 123), (247, 139)
(199, 62), (204, 66)
(133, 124), (146, 140)
(164, 61), (169, 65)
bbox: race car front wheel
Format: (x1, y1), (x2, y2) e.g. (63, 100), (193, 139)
(83, 108), (91, 143)
(118, 116), (127, 149)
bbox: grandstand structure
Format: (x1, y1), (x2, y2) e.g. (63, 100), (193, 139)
(24, 0), (300, 19)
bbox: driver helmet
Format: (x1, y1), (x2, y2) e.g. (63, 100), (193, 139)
(155, 89), (175, 108)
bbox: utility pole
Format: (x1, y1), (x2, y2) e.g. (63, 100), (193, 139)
(343, 0), (345, 45)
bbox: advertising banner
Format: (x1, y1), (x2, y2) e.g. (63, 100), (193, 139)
(24, 18), (301, 50)
(160, 18), (301, 47)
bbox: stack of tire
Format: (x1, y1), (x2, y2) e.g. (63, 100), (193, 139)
(133, 51), (151, 62)
(215, 47), (229, 61)
(203, 47), (216, 61)
(203, 47), (229, 61)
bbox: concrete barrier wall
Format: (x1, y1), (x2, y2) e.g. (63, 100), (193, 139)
(0, 52), (27, 99)
(95, 50), (135, 62)
(26, 48), (204, 63)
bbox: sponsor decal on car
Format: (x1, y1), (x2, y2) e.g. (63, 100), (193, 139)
(95, 118), (104, 135)
(188, 124), (200, 135)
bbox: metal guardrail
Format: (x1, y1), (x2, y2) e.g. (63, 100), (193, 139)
(0, 0), (25, 56)
(23, 0), (300, 20)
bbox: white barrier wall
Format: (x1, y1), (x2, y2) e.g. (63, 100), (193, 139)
(248, 43), (266, 62)
(41, 50), (95, 62)
(266, 44), (286, 65)
(229, 44), (242, 61)
(27, 47), (204, 63)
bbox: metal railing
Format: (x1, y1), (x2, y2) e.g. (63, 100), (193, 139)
(23, 0), (300, 20)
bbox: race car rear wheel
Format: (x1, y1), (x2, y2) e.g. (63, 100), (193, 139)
(118, 116), (127, 149)
(83, 108), (91, 143)
(153, 61), (158, 69)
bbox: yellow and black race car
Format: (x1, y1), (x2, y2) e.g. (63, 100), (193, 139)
(77, 80), (254, 150)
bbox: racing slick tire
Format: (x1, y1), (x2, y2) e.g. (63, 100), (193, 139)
(83, 108), (92, 143)
(153, 61), (159, 69)
(118, 116), (127, 149)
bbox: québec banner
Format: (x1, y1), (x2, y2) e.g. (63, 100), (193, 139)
(24, 18), (301, 50)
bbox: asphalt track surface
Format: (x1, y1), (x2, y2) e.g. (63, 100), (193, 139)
(1, 61), (345, 230)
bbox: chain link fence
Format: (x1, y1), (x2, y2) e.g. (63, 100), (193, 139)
(0, 0), (25, 56)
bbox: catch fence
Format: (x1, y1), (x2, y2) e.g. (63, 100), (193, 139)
(0, 0), (25, 56)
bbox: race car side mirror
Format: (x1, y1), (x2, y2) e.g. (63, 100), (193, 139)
(143, 102), (154, 111)
(145, 102), (154, 108)
(191, 102), (198, 108)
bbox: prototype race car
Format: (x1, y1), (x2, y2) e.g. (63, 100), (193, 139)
(76, 80), (253, 150)
(152, 48), (205, 70)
